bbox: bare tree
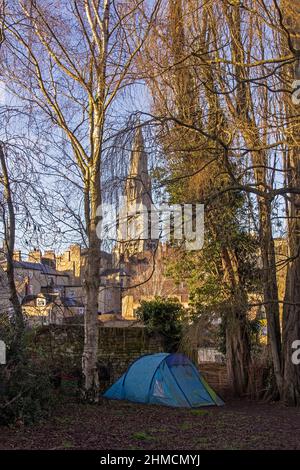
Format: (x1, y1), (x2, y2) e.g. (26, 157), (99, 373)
(3, 0), (161, 399)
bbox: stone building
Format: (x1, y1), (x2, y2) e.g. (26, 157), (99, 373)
(121, 243), (189, 319)
(55, 245), (120, 315)
(113, 127), (190, 319)
(21, 292), (85, 326)
(10, 247), (122, 320)
(13, 253), (70, 298)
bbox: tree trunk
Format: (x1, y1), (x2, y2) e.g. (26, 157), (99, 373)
(258, 198), (282, 397)
(282, 83), (300, 406)
(6, 250), (24, 356)
(282, 0), (300, 406)
(0, 144), (24, 358)
(221, 247), (251, 395)
(283, 259), (300, 405)
(226, 2), (283, 396)
(81, 168), (101, 401)
(225, 303), (251, 396)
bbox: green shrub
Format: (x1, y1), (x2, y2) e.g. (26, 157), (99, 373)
(0, 315), (57, 426)
(135, 296), (185, 352)
(0, 356), (57, 426)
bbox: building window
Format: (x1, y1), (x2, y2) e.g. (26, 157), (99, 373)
(36, 298), (46, 307)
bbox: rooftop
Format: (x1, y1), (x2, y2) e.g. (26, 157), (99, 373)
(13, 261), (70, 277)
(22, 294), (84, 308)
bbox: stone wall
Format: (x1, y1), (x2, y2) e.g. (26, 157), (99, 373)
(27, 325), (164, 391)
(26, 325), (230, 397)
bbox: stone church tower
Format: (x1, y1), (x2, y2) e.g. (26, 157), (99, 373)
(118, 127), (153, 259)
(114, 127), (190, 319)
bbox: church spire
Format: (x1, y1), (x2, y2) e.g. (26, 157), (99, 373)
(116, 126), (153, 260)
(126, 126), (151, 209)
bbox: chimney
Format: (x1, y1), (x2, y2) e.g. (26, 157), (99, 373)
(28, 249), (42, 264)
(43, 250), (56, 261)
(69, 244), (81, 259)
(13, 250), (22, 262)
(42, 250), (56, 268)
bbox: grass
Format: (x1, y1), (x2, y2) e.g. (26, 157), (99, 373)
(61, 439), (74, 449)
(180, 422), (194, 430)
(132, 431), (155, 442)
(190, 409), (209, 416)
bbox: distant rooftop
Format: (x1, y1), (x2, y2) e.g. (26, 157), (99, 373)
(22, 293), (84, 308)
(13, 261), (69, 277)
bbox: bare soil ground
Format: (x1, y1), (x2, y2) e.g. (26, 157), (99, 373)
(0, 399), (299, 450)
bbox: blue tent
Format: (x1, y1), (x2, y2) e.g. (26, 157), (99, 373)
(103, 353), (224, 408)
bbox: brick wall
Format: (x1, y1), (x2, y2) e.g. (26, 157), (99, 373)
(199, 363), (230, 398)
